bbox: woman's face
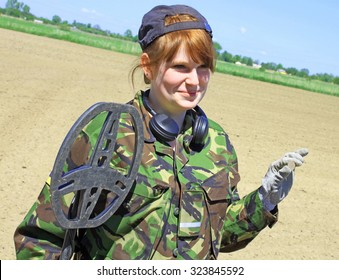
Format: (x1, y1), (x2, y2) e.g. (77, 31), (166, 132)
(148, 46), (211, 116)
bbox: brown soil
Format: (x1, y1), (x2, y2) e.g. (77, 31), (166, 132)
(1, 28), (338, 260)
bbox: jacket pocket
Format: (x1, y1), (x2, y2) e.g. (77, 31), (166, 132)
(200, 169), (232, 257)
(178, 190), (204, 238)
(94, 175), (170, 259)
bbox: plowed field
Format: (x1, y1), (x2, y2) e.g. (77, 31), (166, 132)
(1, 28), (338, 259)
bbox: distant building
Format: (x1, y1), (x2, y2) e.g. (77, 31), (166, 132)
(277, 69), (287, 75)
(33, 19), (43, 24)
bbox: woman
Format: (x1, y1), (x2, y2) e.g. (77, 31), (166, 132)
(14, 4), (308, 260)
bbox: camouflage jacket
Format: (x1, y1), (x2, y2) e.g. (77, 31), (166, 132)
(14, 90), (278, 260)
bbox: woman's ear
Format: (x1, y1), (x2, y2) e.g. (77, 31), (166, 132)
(141, 53), (152, 82)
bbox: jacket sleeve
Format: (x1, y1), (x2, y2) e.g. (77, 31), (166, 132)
(218, 129), (278, 253)
(220, 188), (278, 252)
(14, 110), (127, 259)
(14, 132), (92, 260)
(14, 179), (65, 260)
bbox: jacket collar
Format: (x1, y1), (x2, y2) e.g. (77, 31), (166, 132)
(131, 90), (193, 166)
(131, 90), (156, 143)
(132, 90), (195, 144)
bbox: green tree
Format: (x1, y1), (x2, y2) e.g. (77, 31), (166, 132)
(52, 15), (62, 24)
(5, 0), (18, 9)
(312, 73), (334, 83)
(124, 29), (133, 38)
(5, 0), (27, 12)
(5, 7), (20, 17)
(298, 68), (310, 78)
(262, 62), (278, 71)
(285, 67), (298, 76)
(220, 51), (233, 63)
(276, 63), (284, 70)
(213, 41), (222, 55)
(17, 1), (24, 10)
(241, 56), (253, 66)
(233, 55), (241, 63)
(22, 4), (29, 13)
(93, 24), (101, 30)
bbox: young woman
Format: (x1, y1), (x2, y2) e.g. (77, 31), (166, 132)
(14, 4), (308, 260)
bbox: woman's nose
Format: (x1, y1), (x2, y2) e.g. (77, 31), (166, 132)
(186, 69), (199, 85)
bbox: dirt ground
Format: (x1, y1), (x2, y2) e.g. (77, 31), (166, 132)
(0, 28), (338, 260)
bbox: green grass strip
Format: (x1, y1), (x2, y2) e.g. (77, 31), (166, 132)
(1, 15), (338, 97)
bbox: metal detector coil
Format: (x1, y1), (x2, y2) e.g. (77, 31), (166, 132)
(50, 102), (144, 229)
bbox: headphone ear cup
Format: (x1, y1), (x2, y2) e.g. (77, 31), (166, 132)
(191, 115), (209, 147)
(149, 114), (179, 143)
(142, 91), (208, 146)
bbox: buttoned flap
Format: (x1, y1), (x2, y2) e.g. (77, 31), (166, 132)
(117, 174), (169, 215)
(200, 169), (230, 202)
(199, 169), (238, 256)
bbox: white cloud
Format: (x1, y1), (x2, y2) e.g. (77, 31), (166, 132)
(240, 27), (247, 34)
(260, 50), (267, 55)
(81, 8), (101, 17)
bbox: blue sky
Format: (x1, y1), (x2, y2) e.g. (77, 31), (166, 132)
(1, 0), (338, 76)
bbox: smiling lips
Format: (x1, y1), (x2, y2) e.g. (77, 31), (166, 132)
(179, 90), (199, 96)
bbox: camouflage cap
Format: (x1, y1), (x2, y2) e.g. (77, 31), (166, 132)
(138, 5), (213, 50)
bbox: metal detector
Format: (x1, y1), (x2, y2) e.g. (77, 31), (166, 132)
(49, 102), (144, 259)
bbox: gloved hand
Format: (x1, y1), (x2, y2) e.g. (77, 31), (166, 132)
(259, 148), (309, 211)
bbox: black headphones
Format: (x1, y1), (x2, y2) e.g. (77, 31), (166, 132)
(142, 91), (209, 149)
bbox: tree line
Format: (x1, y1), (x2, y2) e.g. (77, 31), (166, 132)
(1, 0), (338, 85)
(213, 43), (338, 83)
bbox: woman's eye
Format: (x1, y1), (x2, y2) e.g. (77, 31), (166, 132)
(173, 64), (186, 69)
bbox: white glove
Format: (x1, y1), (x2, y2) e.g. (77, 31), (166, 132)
(259, 148), (309, 211)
